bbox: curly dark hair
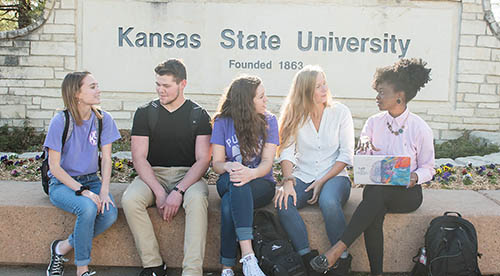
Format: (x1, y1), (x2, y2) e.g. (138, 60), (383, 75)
(372, 58), (432, 103)
(215, 75), (267, 165)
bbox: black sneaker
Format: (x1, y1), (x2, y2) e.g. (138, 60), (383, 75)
(139, 263), (168, 276)
(309, 254), (330, 274)
(301, 250), (323, 276)
(80, 271), (96, 276)
(47, 240), (68, 276)
(326, 254), (352, 276)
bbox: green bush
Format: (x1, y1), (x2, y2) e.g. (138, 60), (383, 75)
(0, 122), (45, 152)
(434, 132), (499, 159)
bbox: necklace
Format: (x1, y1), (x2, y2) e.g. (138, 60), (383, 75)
(386, 114), (409, 136)
(387, 122), (404, 135)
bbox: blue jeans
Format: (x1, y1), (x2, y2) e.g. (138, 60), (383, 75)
(216, 173), (275, 267)
(49, 173), (118, 266)
(277, 176), (351, 255)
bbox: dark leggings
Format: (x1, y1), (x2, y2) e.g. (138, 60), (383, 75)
(340, 185), (423, 275)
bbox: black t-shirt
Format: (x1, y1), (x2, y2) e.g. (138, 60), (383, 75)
(131, 99), (212, 167)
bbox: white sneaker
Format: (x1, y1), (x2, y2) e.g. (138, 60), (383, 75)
(221, 268), (235, 276)
(240, 254), (266, 276)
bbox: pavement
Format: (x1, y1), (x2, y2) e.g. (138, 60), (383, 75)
(0, 265), (221, 276)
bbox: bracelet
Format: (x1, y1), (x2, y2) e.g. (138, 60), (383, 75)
(172, 186), (185, 196)
(279, 176), (296, 187)
(75, 185), (90, 196)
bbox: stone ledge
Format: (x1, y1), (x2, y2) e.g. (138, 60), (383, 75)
(0, 181), (499, 274)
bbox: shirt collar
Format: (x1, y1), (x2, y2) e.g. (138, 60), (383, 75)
(385, 107), (410, 126)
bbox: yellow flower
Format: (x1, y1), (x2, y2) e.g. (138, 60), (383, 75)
(436, 168), (442, 175)
(114, 161), (123, 170)
(443, 166), (450, 172)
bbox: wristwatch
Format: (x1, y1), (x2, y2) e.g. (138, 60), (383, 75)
(75, 185), (90, 196)
(172, 186), (185, 196)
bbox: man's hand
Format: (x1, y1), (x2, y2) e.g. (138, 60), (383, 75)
(155, 191), (167, 218)
(161, 191), (183, 222)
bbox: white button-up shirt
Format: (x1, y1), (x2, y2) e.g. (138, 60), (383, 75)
(278, 102), (355, 183)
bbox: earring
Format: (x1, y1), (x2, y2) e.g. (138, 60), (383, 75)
(397, 98), (401, 104)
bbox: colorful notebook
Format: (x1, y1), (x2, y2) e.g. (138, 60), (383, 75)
(353, 155), (411, 186)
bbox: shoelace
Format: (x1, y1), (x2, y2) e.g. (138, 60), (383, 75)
(50, 255), (69, 275)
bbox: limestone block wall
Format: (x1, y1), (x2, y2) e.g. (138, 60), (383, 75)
(0, 0), (499, 139)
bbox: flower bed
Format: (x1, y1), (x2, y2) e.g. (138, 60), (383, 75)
(1, 154), (499, 190)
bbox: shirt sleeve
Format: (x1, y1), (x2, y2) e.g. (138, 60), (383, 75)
(265, 114), (279, 145)
(100, 111), (121, 146)
(196, 109), (213, 136)
(43, 112), (65, 152)
(278, 141), (296, 165)
(210, 118), (226, 146)
(131, 107), (150, 137)
(414, 121), (436, 184)
(336, 106), (354, 166)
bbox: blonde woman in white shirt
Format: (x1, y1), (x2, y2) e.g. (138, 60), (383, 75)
(274, 65), (355, 276)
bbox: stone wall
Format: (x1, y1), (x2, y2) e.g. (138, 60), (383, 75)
(0, 0), (499, 140)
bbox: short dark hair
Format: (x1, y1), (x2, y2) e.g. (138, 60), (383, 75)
(154, 58), (187, 83)
(372, 58), (431, 103)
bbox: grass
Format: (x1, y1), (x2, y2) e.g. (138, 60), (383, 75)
(434, 132), (499, 159)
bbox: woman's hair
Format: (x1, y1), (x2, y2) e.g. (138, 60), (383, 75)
(278, 65), (332, 155)
(214, 75), (267, 164)
(372, 58), (432, 103)
(61, 71), (102, 126)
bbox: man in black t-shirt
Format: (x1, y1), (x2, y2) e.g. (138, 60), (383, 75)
(122, 59), (212, 276)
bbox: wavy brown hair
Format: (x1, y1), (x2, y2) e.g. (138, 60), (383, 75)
(61, 71), (102, 126)
(278, 65), (332, 155)
(214, 75), (267, 164)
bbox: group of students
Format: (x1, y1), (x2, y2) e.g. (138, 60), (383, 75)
(43, 57), (435, 276)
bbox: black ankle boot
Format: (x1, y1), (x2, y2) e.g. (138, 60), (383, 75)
(302, 250), (323, 276)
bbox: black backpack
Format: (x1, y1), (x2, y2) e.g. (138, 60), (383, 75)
(412, 211), (482, 276)
(41, 109), (103, 195)
(252, 210), (307, 276)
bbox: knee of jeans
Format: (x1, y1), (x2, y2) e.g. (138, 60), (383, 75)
(76, 200), (98, 221)
(101, 206), (118, 228)
(277, 201), (297, 217)
(220, 198), (232, 222)
(319, 196), (342, 212)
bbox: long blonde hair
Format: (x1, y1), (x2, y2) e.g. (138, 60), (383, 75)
(278, 65), (332, 155)
(61, 71), (102, 126)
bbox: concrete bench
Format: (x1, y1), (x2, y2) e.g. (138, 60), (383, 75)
(1, 181), (499, 274)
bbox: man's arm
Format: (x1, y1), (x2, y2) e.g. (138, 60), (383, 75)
(131, 135), (167, 214)
(161, 134), (212, 222)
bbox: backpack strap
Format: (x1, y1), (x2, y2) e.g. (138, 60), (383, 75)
(61, 110), (72, 151)
(94, 109), (103, 149)
(189, 100), (203, 139)
(147, 99), (161, 142)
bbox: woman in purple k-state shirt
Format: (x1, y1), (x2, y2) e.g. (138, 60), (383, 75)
(310, 59), (436, 276)
(211, 75), (279, 276)
(44, 72), (121, 276)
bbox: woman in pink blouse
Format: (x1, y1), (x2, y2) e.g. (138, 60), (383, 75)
(310, 58), (435, 276)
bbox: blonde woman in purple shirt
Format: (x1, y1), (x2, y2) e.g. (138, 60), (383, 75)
(310, 59), (435, 276)
(44, 72), (121, 276)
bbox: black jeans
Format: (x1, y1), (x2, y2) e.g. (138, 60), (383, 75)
(340, 185), (423, 275)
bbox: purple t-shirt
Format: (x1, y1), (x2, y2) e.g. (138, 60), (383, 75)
(210, 112), (279, 183)
(44, 110), (121, 177)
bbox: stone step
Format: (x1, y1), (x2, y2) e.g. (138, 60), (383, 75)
(0, 181), (499, 273)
